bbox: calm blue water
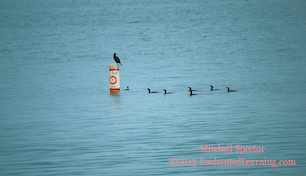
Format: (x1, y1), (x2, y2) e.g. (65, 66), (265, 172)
(1, 0), (306, 175)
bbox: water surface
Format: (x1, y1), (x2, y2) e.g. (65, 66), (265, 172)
(1, 0), (306, 175)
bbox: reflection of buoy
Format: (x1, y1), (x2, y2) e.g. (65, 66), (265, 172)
(109, 64), (120, 92)
(226, 87), (237, 92)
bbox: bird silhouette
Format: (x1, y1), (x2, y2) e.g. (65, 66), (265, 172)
(147, 88), (158, 93)
(162, 89), (173, 94)
(188, 87), (198, 92)
(226, 87), (237, 92)
(190, 90), (197, 95)
(209, 85), (220, 90)
(113, 53), (123, 66)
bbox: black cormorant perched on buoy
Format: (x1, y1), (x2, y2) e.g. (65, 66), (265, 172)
(209, 85), (220, 91)
(113, 53), (123, 66)
(162, 89), (173, 94)
(147, 88), (158, 93)
(226, 87), (237, 92)
(124, 86), (129, 90)
(190, 90), (197, 96)
(188, 87), (198, 92)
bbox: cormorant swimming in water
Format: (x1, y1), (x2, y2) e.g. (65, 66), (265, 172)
(209, 85), (220, 91)
(113, 53), (123, 66)
(190, 90), (197, 96)
(226, 87), (237, 92)
(147, 88), (158, 93)
(188, 87), (198, 92)
(162, 89), (173, 94)
(124, 86), (129, 90)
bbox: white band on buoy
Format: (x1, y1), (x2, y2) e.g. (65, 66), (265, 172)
(109, 64), (120, 91)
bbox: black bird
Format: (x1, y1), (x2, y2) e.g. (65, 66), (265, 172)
(188, 87), (198, 92)
(190, 90), (197, 96)
(162, 89), (173, 94)
(209, 85), (220, 91)
(113, 53), (123, 66)
(147, 88), (158, 93)
(226, 87), (237, 92)
(124, 86), (129, 90)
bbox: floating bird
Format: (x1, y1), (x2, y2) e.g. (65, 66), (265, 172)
(190, 90), (197, 96)
(162, 89), (173, 94)
(124, 86), (129, 90)
(113, 53), (123, 66)
(188, 87), (198, 92)
(147, 88), (158, 93)
(226, 87), (237, 92)
(209, 85), (220, 91)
